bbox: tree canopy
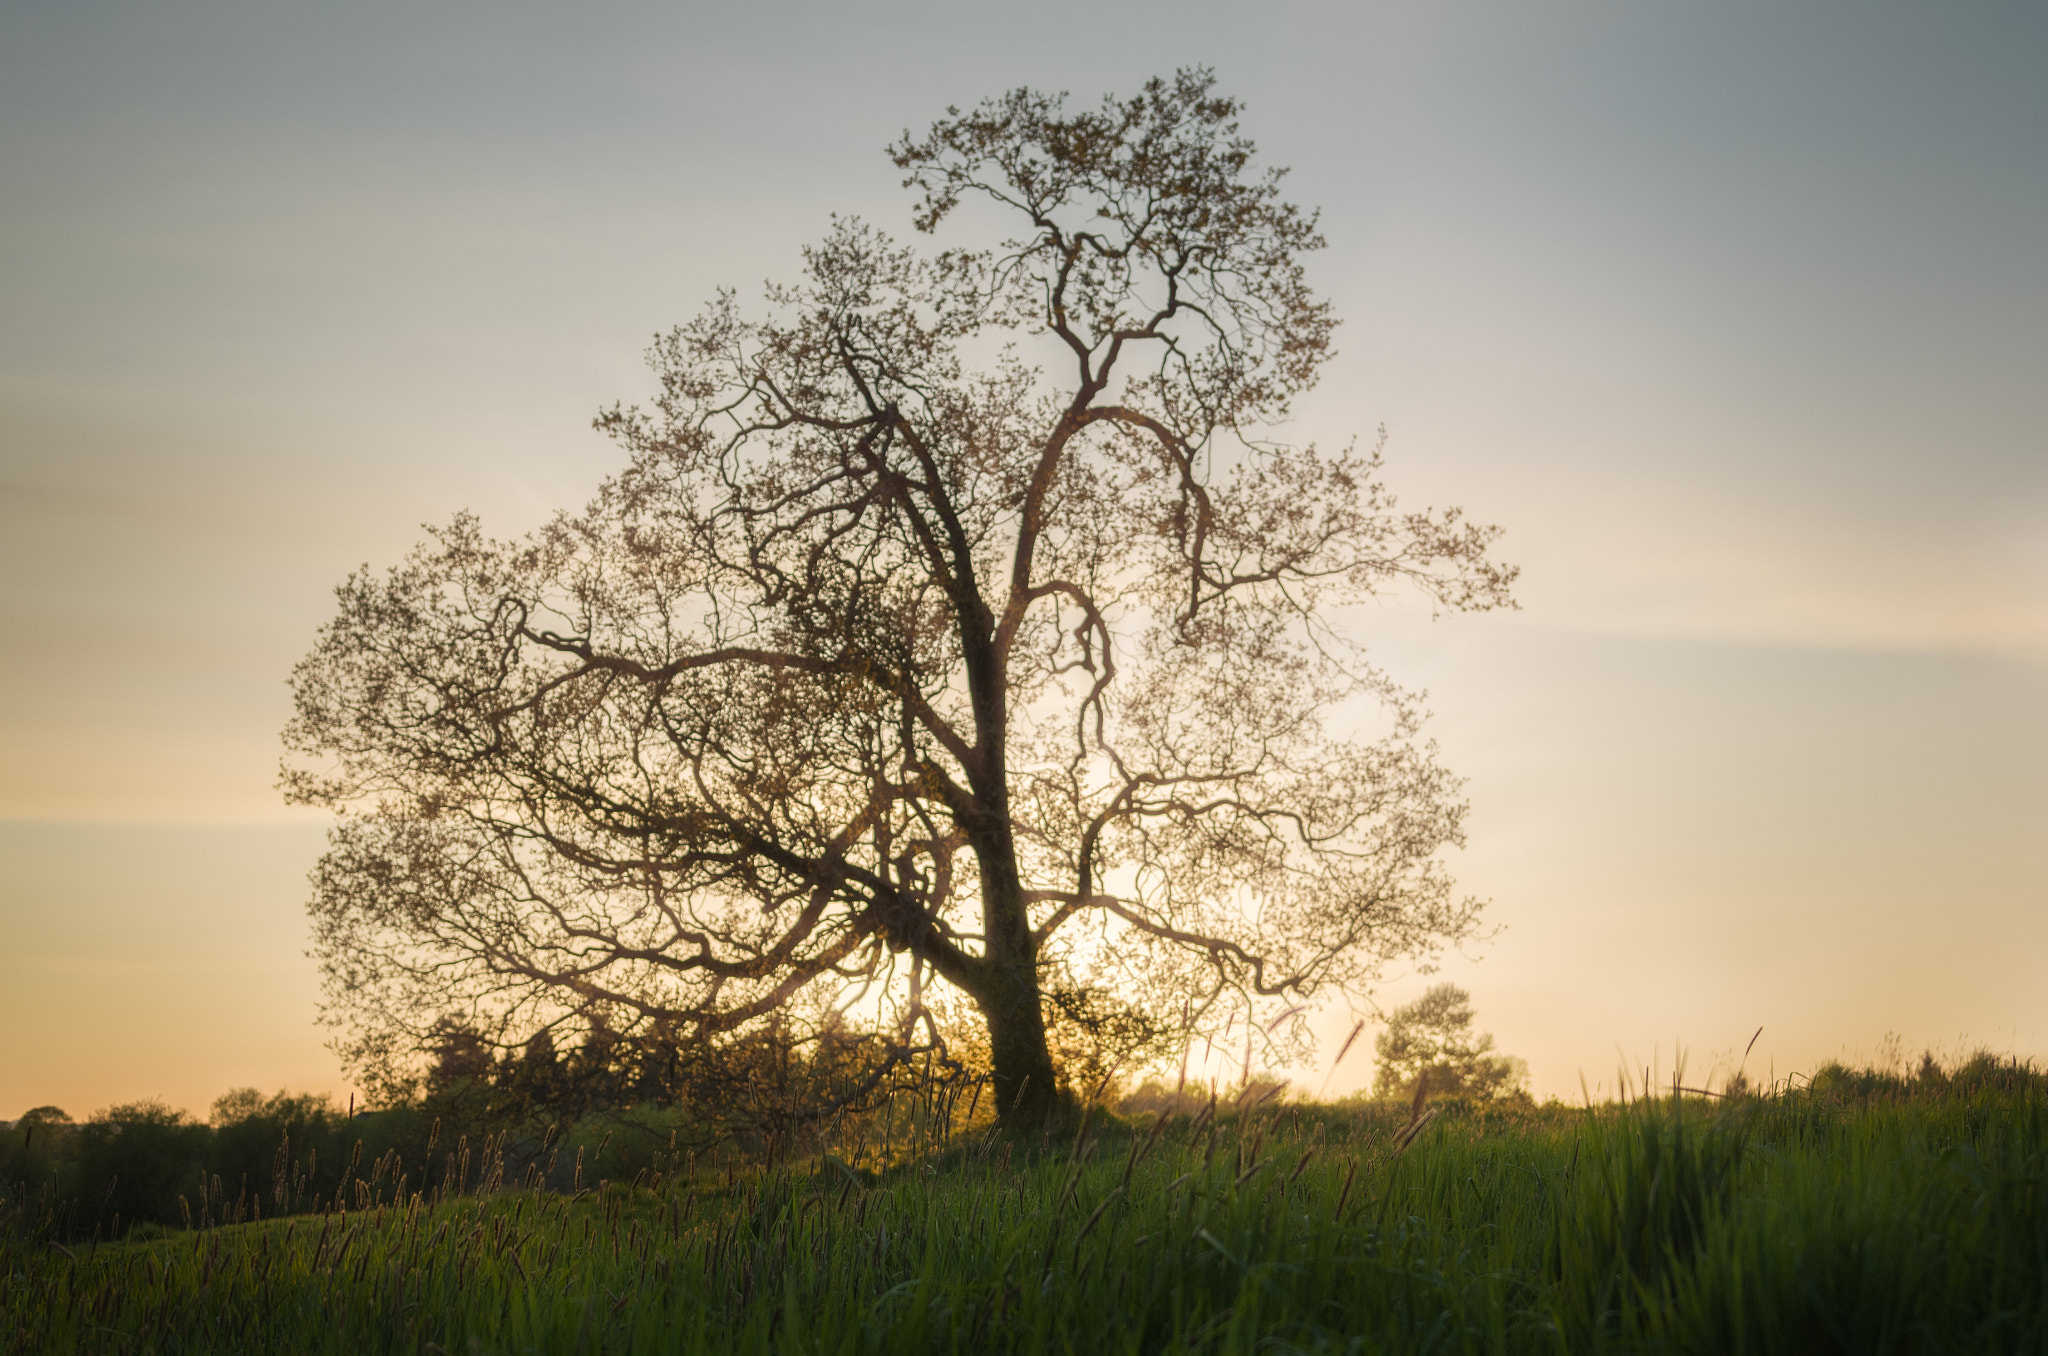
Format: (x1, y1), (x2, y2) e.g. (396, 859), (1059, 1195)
(1371, 983), (1529, 1104)
(284, 70), (1517, 1122)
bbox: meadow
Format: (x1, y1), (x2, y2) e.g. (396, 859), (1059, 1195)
(4, 1059), (2044, 1354)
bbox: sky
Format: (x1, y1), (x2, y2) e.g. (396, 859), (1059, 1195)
(3, 0), (2044, 1118)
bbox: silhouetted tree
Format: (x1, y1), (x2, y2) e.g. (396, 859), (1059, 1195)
(13, 1107), (71, 1133)
(74, 1101), (212, 1231)
(1371, 983), (1528, 1103)
(207, 1088), (342, 1221)
(495, 1030), (564, 1118)
(285, 70), (1515, 1123)
(1, 1107), (73, 1214)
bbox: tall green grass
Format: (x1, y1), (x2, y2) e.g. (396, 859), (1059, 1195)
(5, 1071), (2044, 1354)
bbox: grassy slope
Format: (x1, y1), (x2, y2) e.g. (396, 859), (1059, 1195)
(4, 1082), (2044, 1355)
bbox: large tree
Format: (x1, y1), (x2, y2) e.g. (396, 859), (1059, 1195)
(284, 71), (1516, 1123)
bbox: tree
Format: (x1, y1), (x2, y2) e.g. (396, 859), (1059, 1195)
(74, 1101), (212, 1230)
(13, 1106), (71, 1135)
(1370, 983), (1528, 1103)
(284, 70), (1516, 1124)
(2, 1107), (73, 1191)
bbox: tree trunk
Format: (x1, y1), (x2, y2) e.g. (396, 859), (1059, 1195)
(975, 954), (1061, 1124)
(956, 608), (1062, 1123)
(966, 824), (1063, 1125)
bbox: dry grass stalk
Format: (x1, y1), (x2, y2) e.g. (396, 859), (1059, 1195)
(1391, 1071), (1439, 1155)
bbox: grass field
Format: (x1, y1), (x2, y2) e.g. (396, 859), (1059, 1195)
(5, 1069), (2045, 1354)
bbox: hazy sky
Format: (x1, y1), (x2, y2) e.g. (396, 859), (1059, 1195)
(4, 0), (2044, 1117)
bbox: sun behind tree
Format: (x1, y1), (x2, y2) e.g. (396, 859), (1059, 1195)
(283, 70), (1516, 1124)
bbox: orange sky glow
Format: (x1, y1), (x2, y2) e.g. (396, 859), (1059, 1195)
(3, 0), (2043, 1120)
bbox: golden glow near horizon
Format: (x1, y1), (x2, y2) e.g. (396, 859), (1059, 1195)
(3, 1), (2044, 1119)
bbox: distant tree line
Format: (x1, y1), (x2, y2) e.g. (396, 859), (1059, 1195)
(0, 1010), (978, 1244)
(6, 1019), (2037, 1246)
(0, 982), (1536, 1243)
(0, 974), (1218, 1244)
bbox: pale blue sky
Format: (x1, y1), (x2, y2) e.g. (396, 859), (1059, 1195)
(3, 0), (2043, 1114)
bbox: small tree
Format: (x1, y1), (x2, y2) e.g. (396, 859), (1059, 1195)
(1371, 983), (1527, 1103)
(285, 70), (1515, 1124)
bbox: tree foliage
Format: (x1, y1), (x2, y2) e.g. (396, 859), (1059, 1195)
(283, 70), (1516, 1121)
(1371, 982), (1529, 1103)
